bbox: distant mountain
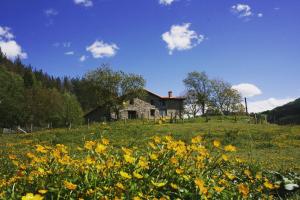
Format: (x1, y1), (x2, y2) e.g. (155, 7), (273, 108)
(263, 98), (300, 125)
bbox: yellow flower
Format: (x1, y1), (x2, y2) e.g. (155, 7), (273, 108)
(101, 138), (110, 145)
(238, 183), (249, 198)
(148, 142), (157, 149)
(22, 193), (44, 200)
(133, 171), (143, 179)
(122, 147), (133, 155)
(116, 182), (125, 190)
(264, 181), (274, 189)
(214, 186), (225, 193)
(86, 156), (95, 164)
(175, 168), (184, 175)
(151, 180), (167, 188)
(213, 140), (221, 148)
(133, 197), (141, 200)
(255, 172), (262, 180)
(35, 145), (48, 153)
(153, 136), (161, 143)
(64, 181), (77, 190)
(120, 171), (132, 179)
(124, 154), (135, 164)
(150, 153), (158, 160)
(194, 178), (208, 195)
(224, 145), (237, 152)
(95, 143), (106, 154)
(38, 190), (47, 194)
(225, 172), (235, 180)
(8, 154), (17, 160)
(221, 154), (228, 161)
(244, 169), (252, 178)
(170, 156), (178, 165)
(138, 156), (149, 169)
(191, 136), (202, 144)
(84, 141), (96, 150)
(170, 183), (178, 189)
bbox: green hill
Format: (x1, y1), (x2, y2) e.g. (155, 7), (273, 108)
(264, 98), (300, 125)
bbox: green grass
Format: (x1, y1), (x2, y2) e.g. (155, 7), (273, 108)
(1, 116), (300, 173)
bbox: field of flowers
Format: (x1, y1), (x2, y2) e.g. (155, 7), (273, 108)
(1, 133), (299, 199)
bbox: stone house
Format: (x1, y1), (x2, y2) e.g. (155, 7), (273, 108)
(84, 89), (185, 122)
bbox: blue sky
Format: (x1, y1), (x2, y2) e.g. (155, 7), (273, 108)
(1, 0), (300, 112)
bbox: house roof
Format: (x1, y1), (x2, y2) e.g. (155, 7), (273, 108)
(144, 89), (185, 100)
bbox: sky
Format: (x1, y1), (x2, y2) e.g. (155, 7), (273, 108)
(1, 0), (300, 112)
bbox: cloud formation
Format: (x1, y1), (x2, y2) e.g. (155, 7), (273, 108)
(231, 4), (253, 18)
(79, 55), (87, 62)
(248, 97), (295, 113)
(86, 40), (119, 58)
(162, 23), (204, 55)
(74, 0), (93, 7)
(0, 26), (27, 60)
(159, 0), (175, 6)
(232, 83), (262, 98)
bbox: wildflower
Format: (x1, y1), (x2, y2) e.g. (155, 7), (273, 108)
(238, 183), (249, 198)
(8, 154), (17, 160)
(64, 181), (77, 190)
(148, 142), (157, 149)
(101, 138), (110, 145)
(213, 140), (221, 148)
(122, 147), (133, 155)
(120, 171), (132, 179)
(175, 168), (184, 175)
(35, 145), (48, 153)
(194, 178), (208, 195)
(225, 172), (235, 180)
(21, 193), (44, 200)
(153, 136), (161, 143)
(151, 180), (167, 188)
(86, 156), (95, 164)
(255, 172), (262, 180)
(170, 183), (179, 189)
(221, 154), (228, 161)
(95, 143), (106, 154)
(214, 186), (225, 193)
(84, 141), (96, 150)
(150, 153), (158, 160)
(116, 182), (125, 190)
(38, 190), (47, 194)
(138, 156), (149, 169)
(244, 169), (252, 178)
(224, 145), (236, 152)
(133, 171), (143, 179)
(264, 181), (274, 189)
(191, 136), (202, 144)
(124, 154), (135, 164)
(170, 156), (178, 165)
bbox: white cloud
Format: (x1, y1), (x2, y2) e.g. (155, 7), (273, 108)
(248, 97), (295, 113)
(162, 23), (204, 55)
(65, 51), (74, 55)
(257, 13), (263, 18)
(44, 9), (58, 17)
(86, 40), (119, 58)
(79, 55), (87, 62)
(231, 4), (252, 18)
(0, 26), (27, 60)
(74, 0), (93, 7)
(232, 83), (262, 98)
(0, 26), (14, 40)
(159, 0), (175, 6)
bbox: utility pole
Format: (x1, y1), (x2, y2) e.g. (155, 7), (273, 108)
(244, 97), (248, 115)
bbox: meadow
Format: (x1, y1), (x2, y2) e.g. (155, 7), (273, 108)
(0, 117), (299, 199)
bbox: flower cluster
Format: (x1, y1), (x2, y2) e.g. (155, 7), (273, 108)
(0, 135), (294, 199)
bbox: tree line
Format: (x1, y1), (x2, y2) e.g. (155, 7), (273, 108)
(0, 48), (244, 129)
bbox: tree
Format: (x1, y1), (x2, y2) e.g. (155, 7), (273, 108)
(62, 93), (83, 127)
(183, 71), (211, 115)
(84, 65), (145, 119)
(0, 67), (25, 128)
(184, 90), (201, 118)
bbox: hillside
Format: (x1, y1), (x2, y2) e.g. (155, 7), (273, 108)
(263, 98), (300, 125)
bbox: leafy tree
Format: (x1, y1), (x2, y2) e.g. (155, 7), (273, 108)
(62, 92), (83, 127)
(0, 67), (25, 128)
(184, 90), (201, 118)
(183, 71), (211, 115)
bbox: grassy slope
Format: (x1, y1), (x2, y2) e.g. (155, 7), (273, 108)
(1, 117), (299, 173)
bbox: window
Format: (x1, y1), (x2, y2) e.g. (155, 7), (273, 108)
(129, 99), (134, 105)
(150, 109), (155, 116)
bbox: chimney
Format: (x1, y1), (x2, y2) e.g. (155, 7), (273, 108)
(168, 91), (173, 98)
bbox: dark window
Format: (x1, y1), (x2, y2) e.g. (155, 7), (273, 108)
(150, 100), (154, 105)
(129, 99), (134, 105)
(150, 109), (155, 116)
(161, 101), (166, 106)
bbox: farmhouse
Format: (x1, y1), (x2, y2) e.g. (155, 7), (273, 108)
(84, 89), (185, 122)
